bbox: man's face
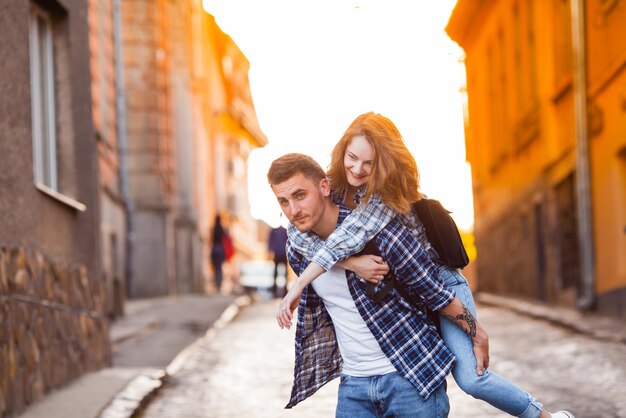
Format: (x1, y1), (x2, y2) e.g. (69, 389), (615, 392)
(271, 173), (330, 234)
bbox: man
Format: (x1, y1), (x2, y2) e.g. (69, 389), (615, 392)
(267, 153), (489, 416)
(267, 221), (288, 297)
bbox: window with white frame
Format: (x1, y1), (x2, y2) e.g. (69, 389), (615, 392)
(29, 5), (57, 190)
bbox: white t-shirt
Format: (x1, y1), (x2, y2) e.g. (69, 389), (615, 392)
(310, 266), (396, 377)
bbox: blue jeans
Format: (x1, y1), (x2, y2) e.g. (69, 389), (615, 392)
(437, 265), (544, 418)
(336, 372), (449, 418)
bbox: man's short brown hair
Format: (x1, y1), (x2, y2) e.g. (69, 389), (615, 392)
(267, 153), (326, 186)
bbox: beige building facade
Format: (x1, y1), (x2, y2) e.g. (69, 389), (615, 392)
(90, 0), (267, 298)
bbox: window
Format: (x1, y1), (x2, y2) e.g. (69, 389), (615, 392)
(29, 5), (57, 190)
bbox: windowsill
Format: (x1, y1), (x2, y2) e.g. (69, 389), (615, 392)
(35, 183), (86, 212)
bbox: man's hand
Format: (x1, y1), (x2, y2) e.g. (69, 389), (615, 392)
(439, 296), (491, 375)
(276, 285), (302, 329)
(337, 255), (389, 283)
(472, 324), (490, 375)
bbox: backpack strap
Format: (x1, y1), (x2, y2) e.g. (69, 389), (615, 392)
(366, 276), (396, 303)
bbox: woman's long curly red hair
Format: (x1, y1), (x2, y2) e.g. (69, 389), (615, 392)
(327, 112), (421, 214)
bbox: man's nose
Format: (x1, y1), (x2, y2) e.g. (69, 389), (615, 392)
(290, 201), (301, 214)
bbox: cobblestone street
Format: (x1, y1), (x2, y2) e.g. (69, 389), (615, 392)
(139, 299), (626, 418)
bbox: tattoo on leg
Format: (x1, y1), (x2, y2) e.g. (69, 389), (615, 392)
(443, 306), (477, 339)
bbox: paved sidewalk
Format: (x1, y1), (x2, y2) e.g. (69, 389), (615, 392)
(15, 290), (624, 418)
(16, 293), (250, 418)
(139, 297), (626, 418)
(476, 292), (626, 344)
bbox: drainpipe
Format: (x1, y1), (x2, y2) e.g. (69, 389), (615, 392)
(113, 0), (135, 300)
(571, 0), (595, 310)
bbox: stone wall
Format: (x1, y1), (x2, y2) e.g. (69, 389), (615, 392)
(0, 246), (110, 417)
(474, 180), (574, 304)
(475, 183), (553, 301)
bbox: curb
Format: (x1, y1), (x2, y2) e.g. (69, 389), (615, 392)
(97, 295), (253, 418)
(476, 292), (626, 344)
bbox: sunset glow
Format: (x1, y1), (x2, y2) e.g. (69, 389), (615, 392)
(203, 0), (472, 230)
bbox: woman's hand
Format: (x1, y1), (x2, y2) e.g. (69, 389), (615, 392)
(338, 255), (390, 283)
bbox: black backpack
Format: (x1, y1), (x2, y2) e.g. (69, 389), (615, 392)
(412, 198), (469, 269)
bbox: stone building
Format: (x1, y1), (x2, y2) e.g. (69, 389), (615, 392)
(88, 0), (127, 317)
(0, 0), (109, 416)
(113, 0), (267, 297)
(447, 0), (626, 318)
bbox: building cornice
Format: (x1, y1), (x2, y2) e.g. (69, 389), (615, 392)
(445, 0), (493, 50)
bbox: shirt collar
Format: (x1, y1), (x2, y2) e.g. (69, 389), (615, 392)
(336, 202), (351, 226)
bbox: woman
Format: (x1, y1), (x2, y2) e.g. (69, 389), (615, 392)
(210, 214), (227, 293)
(278, 112), (574, 418)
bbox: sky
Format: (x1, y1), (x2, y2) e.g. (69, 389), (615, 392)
(203, 0), (473, 230)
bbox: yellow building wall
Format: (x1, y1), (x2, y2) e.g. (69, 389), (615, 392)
(448, 0), (626, 317)
(586, 0), (626, 295)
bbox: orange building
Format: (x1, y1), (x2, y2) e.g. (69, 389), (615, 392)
(447, 0), (626, 318)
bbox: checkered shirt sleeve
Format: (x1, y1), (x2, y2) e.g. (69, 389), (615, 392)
(287, 193), (396, 270)
(287, 222), (325, 261)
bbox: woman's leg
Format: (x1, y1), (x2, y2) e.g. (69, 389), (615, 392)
(211, 249), (225, 292)
(438, 266), (544, 418)
(214, 262), (223, 291)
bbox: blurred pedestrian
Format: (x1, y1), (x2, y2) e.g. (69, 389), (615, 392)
(268, 220), (288, 297)
(210, 214), (233, 293)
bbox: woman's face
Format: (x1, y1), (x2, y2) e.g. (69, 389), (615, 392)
(343, 134), (375, 189)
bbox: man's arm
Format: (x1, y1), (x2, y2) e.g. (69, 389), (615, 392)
(438, 296), (490, 375)
(276, 242), (309, 329)
(377, 220), (490, 374)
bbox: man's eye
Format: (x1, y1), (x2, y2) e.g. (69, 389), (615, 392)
(296, 193), (305, 200)
(278, 200), (289, 206)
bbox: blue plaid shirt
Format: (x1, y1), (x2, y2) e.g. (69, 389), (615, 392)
(288, 189), (433, 270)
(285, 205), (455, 408)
